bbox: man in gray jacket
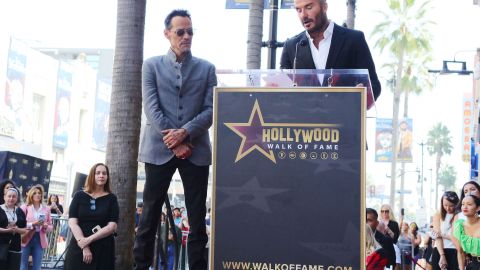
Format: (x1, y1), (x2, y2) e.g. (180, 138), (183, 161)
(134, 9), (216, 270)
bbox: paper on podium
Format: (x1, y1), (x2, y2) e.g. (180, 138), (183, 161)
(262, 73), (294, 87)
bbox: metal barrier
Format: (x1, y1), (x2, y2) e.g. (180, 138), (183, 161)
(42, 215), (70, 269)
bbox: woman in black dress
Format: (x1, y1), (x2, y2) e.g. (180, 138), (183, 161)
(0, 187), (27, 270)
(64, 163), (119, 270)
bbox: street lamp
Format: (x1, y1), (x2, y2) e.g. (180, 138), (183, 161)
(428, 60), (473, 75)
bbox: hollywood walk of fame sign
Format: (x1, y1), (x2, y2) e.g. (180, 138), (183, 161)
(211, 87), (366, 270)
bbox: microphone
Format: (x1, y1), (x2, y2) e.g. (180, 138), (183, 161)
(293, 39), (307, 87)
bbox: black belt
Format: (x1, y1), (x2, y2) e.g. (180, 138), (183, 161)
(467, 254), (480, 263)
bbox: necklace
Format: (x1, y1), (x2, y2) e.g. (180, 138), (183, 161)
(1, 205), (17, 224)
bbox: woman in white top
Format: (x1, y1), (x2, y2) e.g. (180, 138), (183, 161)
(432, 191), (459, 270)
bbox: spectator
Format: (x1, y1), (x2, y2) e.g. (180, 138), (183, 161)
(366, 208), (396, 268)
(432, 191), (459, 270)
(379, 203), (401, 269)
(172, 208), (182, 228)
(418, 223), (434, 270)
(456, 181), (480, 219)
(157, 213), (181, 270)
(0, 180), (16, 205)
(205, 208), (211, 226)
(47, 194), (64, 216)
(64, 163), (119, 270)
(409, 222), (421, 256)
(397, 221), (413, 267)
(379, 204), (400, 243)
(452, 194), (480, 270)
(366, 224), (389, 270)
(20, 185), (53, 270)
(0, 187), (27, 270)
(135, 202), (143, 233)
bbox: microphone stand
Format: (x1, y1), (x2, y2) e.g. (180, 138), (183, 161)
(292, 42), (301, 87)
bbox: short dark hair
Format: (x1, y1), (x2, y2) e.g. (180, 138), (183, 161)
(164, 9), (191, 30)
(366, 208), (378, 219)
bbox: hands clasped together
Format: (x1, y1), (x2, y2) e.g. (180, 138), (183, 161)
(6, 223), (21, 234)
(77, 236), (93, 264)
(162, 128), (192, 159)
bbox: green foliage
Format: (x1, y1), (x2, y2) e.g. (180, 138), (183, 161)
(372, 0), (435, 95)
(426, 123), (453, 157)
(438, 164), (457, 191)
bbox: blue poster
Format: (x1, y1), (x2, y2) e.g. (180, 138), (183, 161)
(52, 62), (73, 149)
(375, 118), (393, 162)
(375, 118), (413, 163)
(92, 80), (111, 152)
(2, 38), (28, 139)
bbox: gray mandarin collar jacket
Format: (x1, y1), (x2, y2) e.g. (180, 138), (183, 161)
(138, 49), (217, 166)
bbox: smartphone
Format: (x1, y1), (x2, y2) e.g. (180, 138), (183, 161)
(38, 213), (46, 222)
(401, 208), (405, 216)
(92, 225), (101, 234)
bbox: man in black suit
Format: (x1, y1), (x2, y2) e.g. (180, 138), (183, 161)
(280, 0), (381, 101)
(366, 208), (396, 268)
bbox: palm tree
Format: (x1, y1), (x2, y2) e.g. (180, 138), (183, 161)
(438, 164), (457, 191)
(346, 0), (356, 29)
(371, 0), (434, 210)
(106, 0), (146, 269)
(426, 123), (453, 209)
(246, 0), (265, 69)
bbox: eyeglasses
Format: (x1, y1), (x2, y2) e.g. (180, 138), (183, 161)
(381, 210), (390, 213)
(90, 199), (96, 211)
(172, 28), (194, 37)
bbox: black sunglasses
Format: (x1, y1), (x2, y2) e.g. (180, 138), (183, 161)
(90, 199), (96, 211)
(173, 28), (194, 37)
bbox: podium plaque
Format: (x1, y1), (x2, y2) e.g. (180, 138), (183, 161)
(212, 85), (366, 270)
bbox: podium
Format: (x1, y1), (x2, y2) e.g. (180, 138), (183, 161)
(210, 69), (374, 270)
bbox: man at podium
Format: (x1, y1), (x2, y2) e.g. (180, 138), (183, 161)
(280, 0), (381, 101)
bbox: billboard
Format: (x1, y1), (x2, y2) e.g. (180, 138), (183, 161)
(375, 118), (413, 163)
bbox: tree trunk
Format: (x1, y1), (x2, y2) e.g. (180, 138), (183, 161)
(389, 51), (404, 211)
(246, 0), (264, 69)
(346, 0), (356, 29)
(107, 0), (146, 269)
(435, 153), (441, 209)
(399, 89), (409, 211)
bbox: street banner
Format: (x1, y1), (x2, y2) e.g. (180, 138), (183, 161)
(212, 87), (366, 270)
(1, 38), (29, 140)
(462, 93), (474, 162)
(92, 79), (111, 152)
(375, 118), (413, 163)
(375, 118), (393, 162)
(52, 61), (73, 149)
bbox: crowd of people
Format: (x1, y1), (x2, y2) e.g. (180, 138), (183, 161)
(0, 179), (65, 270)
(366, 180), (480, 270)
(0, 162), (118, 270)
